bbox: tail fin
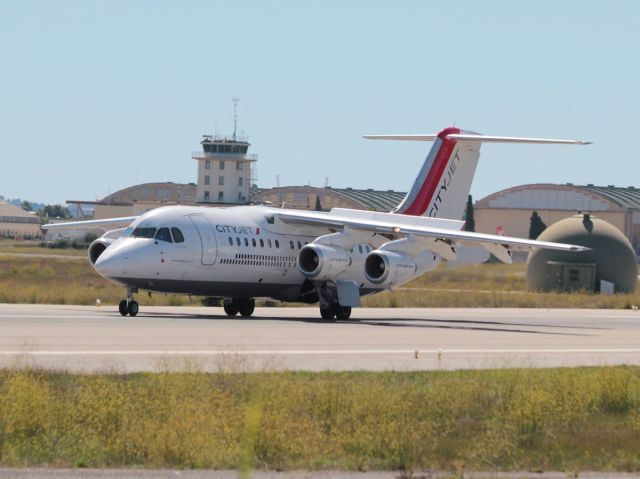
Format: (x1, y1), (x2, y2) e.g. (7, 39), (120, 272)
(364, 128), (590, 220)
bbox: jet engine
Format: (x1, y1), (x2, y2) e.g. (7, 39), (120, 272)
(298, 244), (352, 281)
(88, 228), (125, 265)
(364, 250), (417, 286)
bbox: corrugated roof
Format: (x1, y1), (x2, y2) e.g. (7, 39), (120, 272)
(576, 185), (640, 209)
(330, 188), (406, 211)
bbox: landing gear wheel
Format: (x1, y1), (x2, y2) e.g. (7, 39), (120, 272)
(223, 303), (239, 317)
(335, 306), (351, 320)
(238, 298), (255, 318)
(127, 300), (139, 317)
(320, 305), (336, 320)
(118, 300), (128, 316)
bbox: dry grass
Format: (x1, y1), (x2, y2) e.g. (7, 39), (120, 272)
(1, 366), (640, 471)
(0, 246), (638, 308)
(363, 263), (640, 309)
(0, 255), (190, 306)
(0, 239), (85, 256)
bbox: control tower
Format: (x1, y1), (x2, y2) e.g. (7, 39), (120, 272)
(192, 134), (257, 204)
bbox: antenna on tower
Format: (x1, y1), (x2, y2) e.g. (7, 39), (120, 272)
(232, 97), (239, 140)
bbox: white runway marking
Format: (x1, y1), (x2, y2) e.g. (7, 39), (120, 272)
(2, 348), (640, 356)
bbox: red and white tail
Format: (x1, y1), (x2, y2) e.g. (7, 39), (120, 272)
(364, 128), (590, 221)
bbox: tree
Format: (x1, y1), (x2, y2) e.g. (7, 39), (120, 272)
(41, 204), (70, 219)
(21, 200), (33, 212)
(529, 210), (547, 239)
(463, 194), (475, 232)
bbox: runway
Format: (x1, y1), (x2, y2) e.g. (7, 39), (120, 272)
(1, 303), (640, 372)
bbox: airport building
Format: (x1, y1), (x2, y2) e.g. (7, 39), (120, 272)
(61, 126), (640, 259)
(474, 183), (640, 256)
(0, 201), (41, 238)
(192, 134), (256, 204)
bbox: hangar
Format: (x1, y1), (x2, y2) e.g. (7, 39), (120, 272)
(0, 201), (41, 238)
(475, 183), (640, 257)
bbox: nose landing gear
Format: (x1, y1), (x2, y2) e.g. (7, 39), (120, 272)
(119, 287), (139, 317)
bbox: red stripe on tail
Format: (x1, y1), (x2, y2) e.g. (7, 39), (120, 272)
(401, 127), (460, 216)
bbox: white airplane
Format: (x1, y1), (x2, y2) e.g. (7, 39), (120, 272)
(44, 127), (590, 319)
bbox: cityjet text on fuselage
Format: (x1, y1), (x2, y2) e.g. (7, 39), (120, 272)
(215, 225), (256, 235)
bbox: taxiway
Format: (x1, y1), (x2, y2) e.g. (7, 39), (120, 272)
(1, 304), (639, 372)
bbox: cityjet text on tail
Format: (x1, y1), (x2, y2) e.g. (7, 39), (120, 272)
(44, 127), (591, 319)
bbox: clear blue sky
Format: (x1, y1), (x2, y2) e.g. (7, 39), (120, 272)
(1, 1), (638, 205)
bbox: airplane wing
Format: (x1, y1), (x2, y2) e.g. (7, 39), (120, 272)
(41, 216), (138, 231)
(276, 208), (588, 263)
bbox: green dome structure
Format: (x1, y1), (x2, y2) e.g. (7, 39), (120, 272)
(527, 213), (637, 293)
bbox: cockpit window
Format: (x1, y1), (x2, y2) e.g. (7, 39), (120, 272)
(123, 226), (133, 237)
(171, 227), (185, 243)
(132, 227), (157, 238)
(155, 227), (173, 243)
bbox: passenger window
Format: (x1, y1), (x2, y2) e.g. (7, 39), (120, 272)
(260, 239), (264, 247)
(133, 227), (157, 238)
(297, 241), (302, 249)
(290, 240), (294, 249)
(171, 227), (185, 243)
(236, 237), (241, 246)
(155, 228), (173, 243)
(244, 238), (249, 247)
(358, 245), (363, 254)
(228, 236), (233, 246)
(267, 239), (272, 248)
(275, 240), (280, 248)
(252, 238), (257, 247)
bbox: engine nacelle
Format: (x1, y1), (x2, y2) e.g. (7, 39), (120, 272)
(298, 244), (352, 281)
(87, 228), (124, 265)
(88, 239), (110, 265)
(364, 250), (417, 286)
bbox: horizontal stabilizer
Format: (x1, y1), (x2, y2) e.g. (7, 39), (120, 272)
(363, 133), (591, 145)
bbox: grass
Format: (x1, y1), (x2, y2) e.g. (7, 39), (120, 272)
(1, 366), (640, 472)
(0, 255), (190, 306)
(0, 240), (638, 307)
(0, 239), (85, 257)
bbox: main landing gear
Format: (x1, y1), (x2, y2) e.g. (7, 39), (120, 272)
(119, 287), (139, 317)
(319, 303), (351, 320)
(223, 297), (255, 318)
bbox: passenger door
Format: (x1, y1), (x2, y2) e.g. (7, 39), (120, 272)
(190, 215), (217, 265)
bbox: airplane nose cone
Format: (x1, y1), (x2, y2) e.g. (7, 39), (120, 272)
(94, 248), (127, 278)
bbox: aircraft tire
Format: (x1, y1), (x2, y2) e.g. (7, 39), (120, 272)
(335, 306), (351, 320)
(320, 305), (336, 320)
(223, 303), (239, 317)
(119, 300), (128, 316)
(127, 300), (139, 317)
(238, 298), (255, 318)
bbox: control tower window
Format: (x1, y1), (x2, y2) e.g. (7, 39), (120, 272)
(218, 191), (224, 201)
(236, 162), (243, 170)
(238, 177), (243, 186)
(204, 175), (210, 185)
(219, 160), (225, 170)
(219, 176), (224, 186)
(204, 191), (210, 201)
(205, 160), (210, 170)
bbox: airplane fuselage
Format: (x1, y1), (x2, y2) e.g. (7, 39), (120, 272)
(93, 204), (436, 303)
